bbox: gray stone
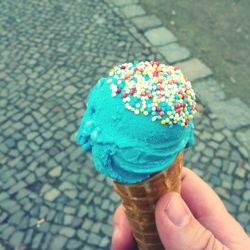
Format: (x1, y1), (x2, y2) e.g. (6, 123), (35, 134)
(0, 212), (8, 223)
(8, 210), (25, 225)
(237, 213), (250, 224)
(77, 229), (88, 241)
(64, 214), (74, 225)
(131, 15), (161, 31)
(87, 233), (101, 246)
(158, 43), (190, 64)
(239, 146), (249, 160)
(70, 147), (84, 161)
(78, 205), (88, 217)
(195, 142), (205, 152)
(99, 237), (110, 248)
(0, 192), (9, 201)
(9, 231), (24, 247)
(5, 138), (16, 148)
(1, 199), (20, 213)
(216, 149), (229, 158)
(32, 233), (43, 249)
(59, 181), (75, 191)
(233, 179), (244, 189)
(49, 235), (67, 249)
(59, 227), (76, 237)
(82, 218), (93, 230)
(64, 190), (78, 199)
(193, 78), (225, 107)
(212, 120), (225, 130)
(145, 27), (177, 47)
(203, 147), (214, 158)
(27, 132), (38, 141)
(64, 85), (77, 95)
(49, 166), (62, 177)
(121, 5), (146, 18)
(212, 158), (222, 167)
(213, 132), (225, 143)
(64, 206), (76, 214)
(0, 142), (8, 154)
(176, 58), (213, 82)
(235, 167), (246, 178)
(101, 224), (113, 237)
(44, 188), (60, 201)
(66, 239), (82, 249)
(209, 98), (250, 130)
(236, 129), (250, 152)
(243, 190), (250, 201)
(215, 187), (230, 199)
(9, 181), (27, 195)
(2, 225), (15, 239)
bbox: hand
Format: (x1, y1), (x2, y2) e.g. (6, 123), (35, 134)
(112, 167), (250, 250)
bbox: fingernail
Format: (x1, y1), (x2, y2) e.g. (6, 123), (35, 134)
(164, 193), (191, 227)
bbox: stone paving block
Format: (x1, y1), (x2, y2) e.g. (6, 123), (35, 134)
(131, 15), (162, 31)
(209, 98), (250, 130)
(144, 27), (177, 47)
(121, 5), (146, 18)
(9, 231), (24, 247)
(59, 227), (76, 237)
(192, 78), (225, 106)
(32, 233), (43, 249)
(236, 129), (250, 153)
(176, 58), (213, 82)
(111, 0), (139, 6)
(64, 85), (77, 95)
(44, 188), (60, 202)
(48, 235), (67, 250)
(66, 239), (82, 249)
(1, 0), (250, 247)
(49, 166), (62, 177)
(158, 43), (190, 64)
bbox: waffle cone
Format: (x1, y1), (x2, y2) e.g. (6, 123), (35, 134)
(113, 152), (183, 250)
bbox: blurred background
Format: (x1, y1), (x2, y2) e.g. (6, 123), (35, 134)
(0, 0), (249, 249)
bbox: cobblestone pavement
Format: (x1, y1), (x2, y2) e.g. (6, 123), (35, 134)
(0, 0), (249, 249)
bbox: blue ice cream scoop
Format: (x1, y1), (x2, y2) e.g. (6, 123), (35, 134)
(76, 61), (196, 184)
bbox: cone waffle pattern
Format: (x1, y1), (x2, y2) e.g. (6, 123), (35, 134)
(113, 153), (183, 250)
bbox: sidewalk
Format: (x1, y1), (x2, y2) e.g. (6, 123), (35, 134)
(0, 0), (249, 249)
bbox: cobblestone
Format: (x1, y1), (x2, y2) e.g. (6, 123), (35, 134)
(144, 27), (177, 47)
(209, 98), (250, 130)
(121, 5), (146, 18)
(44, 188), (60, 202)
(131, 15), (162, 31)
(158, 43), (190, 64)
(9, 231), (24, 247)
(177, 58), (213, 82)
(193, 78), (225, 106)
(0, 1), (249, 249)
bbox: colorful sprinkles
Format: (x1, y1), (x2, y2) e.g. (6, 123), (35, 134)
(107, 61), (196, 127)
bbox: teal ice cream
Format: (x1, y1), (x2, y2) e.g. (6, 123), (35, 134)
(76, 61), (196, 183)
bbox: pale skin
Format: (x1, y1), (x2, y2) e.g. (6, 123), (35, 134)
(112, 167), (250, 250)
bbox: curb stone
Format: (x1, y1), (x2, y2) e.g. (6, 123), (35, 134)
(109, 0), (250, 138)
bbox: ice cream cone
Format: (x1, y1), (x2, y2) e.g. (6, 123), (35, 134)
(113, 152), (183, 250)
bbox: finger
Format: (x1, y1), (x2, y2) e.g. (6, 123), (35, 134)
(181, 167), (249, 247)
(112, 204), (136, 250)
(156, 192), (226, 250)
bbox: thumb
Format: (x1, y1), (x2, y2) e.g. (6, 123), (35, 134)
(155, 192), (227, 250)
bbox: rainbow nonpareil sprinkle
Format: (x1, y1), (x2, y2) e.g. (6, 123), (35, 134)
(107, 61), (196, 127)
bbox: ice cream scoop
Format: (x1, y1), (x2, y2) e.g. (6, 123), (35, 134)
(76, 61), (196, 184)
